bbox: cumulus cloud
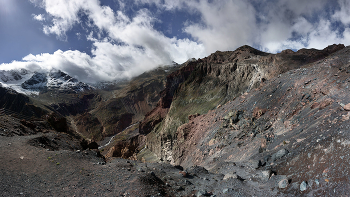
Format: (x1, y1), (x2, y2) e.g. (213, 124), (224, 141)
(183, 0), (257, 54)
(32, 14), (45, 21)
(0, 0), (205, 83)
(135, 0), (350, 53)
(2, 0), (350, 84)
(332, 0), (350, 25)
(0, 37), (204, 84)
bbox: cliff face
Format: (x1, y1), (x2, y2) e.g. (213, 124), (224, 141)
(140, 44), (345, 163)
(0, 64), (182, 142)
(48, 65), (182, 141)
(0, 86), (47, 118)
(162, 45), (350, 195)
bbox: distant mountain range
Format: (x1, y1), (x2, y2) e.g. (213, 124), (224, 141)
(0, 69), (93, 94)
(3, 44), (350, 195)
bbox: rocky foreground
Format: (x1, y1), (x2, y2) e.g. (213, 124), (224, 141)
(1, 44), (350, 196)
(0, 116), (255, 196)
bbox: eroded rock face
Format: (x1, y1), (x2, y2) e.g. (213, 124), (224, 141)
(21, 72), (47, 90)
(141, 45), (350, 195)
(141, 44), (345, 164)
(46, 113), (69, 133)
(0, 86), (47, 118)
(105, 135), (139, 159)
(139, 60), (198, 135)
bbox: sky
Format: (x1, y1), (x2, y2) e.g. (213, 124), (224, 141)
(0, 0), (350, 83)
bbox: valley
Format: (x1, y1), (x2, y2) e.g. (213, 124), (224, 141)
(1, 44), (350, 196)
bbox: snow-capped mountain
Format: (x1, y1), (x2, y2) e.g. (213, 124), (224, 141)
(0, 69), (93, 94)
(0, 68), (30, 83)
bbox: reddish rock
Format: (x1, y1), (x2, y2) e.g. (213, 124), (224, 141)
(252, 107), (267, 119)
(344, 103), (350, 111)
(188, 113), (200, 121)
(106, 135), (140, 159)
(179, 171), (188, 177)
(319, 99), (333, 110)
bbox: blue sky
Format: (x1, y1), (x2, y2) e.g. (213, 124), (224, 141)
(0, 0), (350, 83)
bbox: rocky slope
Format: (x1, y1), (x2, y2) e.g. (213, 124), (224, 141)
(140, 44), (344, 163)
(165, 45), (350, 195)
(0, 86), (47, 118)
(3, 44), (350, 196)
(100, 44), (350, 196)
(29, 65), (183, 142)
(0, 113), (267, 197)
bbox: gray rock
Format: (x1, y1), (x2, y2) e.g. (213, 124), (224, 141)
(315, 179), (319, 185)
(197, 190), (206, 197)
(272, 149), (289, 161)
(247, 160), (260, 169)
(223, 173), (238, 180)
(278, 179), (288, 189)
(300, 181), (307, 191)
(260, 170), (271, 181)
(253, 170), (271, 182)
(197, 190), (211, 197)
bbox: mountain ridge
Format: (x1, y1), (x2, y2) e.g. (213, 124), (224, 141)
(2, 44), (350, 196)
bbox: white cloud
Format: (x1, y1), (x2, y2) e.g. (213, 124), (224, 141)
(135, 0), (349, 54)
(133, 0), (187, 11)
(0, 36), (203, 84)
(183, 0), (257, 54)
(3, 0), (350, 85)
(0, 0), (205, 83)
(333, 0), (350, 25)
(32, 14), (45, 21)
(307, 19), (350, 49)
(40, 0), (88, 39)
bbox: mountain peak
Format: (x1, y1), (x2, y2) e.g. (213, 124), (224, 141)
(0, 69), (93, 94)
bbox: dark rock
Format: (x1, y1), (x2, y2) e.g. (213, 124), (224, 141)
(20, 120), (36, 130)
(176, 186), (185, 191)
(186, 165), (209, 175)
(21, 72), (47, 90)
(28, 136), (59, 151)
(88, 141), (99, 149)
(184, 180), (192, 185)
(174, 165), (184, 171)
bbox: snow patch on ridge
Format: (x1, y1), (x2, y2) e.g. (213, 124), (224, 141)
(0, 69), (93, 95)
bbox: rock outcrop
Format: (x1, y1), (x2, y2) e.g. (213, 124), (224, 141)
(133, 44), (350, 195)
(141, 44), (345, 164)
(0, 86), (47, 118)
